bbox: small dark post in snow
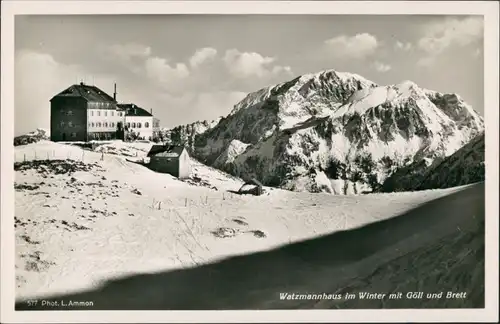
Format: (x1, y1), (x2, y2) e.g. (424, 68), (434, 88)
(34, 151), (37, 160)
(205, 196), (208, 204)
(82, 151), (85, 162)
(185, 198), (187, 207)
(158, 201), (162, 210)
(101, 152), (104, 161)
(223, 192), (225, 200)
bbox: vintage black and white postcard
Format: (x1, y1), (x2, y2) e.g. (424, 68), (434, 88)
(1, 1), (498, 323)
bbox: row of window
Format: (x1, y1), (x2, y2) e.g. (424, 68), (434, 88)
(88, 102), (114, 109)
(90, 110), (124, 117)
(88, 132), (116, 140)
(89, 122), (118, 128)
(61, 121), (152, 129)
(87, 133), (154, 141)
(61, 109), (125, 117)
(127, 122), (149, 129)
(87, 121), (151, 128)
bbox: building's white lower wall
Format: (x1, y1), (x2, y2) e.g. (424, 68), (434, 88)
(84, 108), (159, 141)
(87, 109), (125, 133)
(125, 116), (154, 140)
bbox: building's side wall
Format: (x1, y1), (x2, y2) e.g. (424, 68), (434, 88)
(178, 149), (192, 179)
(50, 97), (87, 142)
(125, 116), (154, 140)
(150, 156), (179, 177)
(86, 102), (123, 141)
(152, 117), (161, 139)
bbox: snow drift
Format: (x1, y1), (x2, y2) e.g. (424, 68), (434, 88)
(16, 174), (484, 309)
(13, 141), (474, 301)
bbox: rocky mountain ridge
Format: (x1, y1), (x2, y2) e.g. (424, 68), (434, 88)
(167, 69), (484, 194)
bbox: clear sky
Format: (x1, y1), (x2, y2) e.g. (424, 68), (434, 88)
(15, 14), (483, 135)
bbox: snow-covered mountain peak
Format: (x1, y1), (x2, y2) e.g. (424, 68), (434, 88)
(396, 79), (419, 92)
(300, 69), (376, 86)
(186, 69), (484, 195)
(336, 86), (397, 118)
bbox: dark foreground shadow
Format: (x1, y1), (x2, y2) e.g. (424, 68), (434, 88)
(16, 183), (485, 310)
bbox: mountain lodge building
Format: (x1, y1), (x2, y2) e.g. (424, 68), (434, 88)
(50, 82), (160, 142)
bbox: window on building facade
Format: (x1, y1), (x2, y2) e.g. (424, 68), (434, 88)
(71, 132), (77, 138)
(97, 111), (101, 116)
(60, 121), (65, 127)
(145, 122), (149, 128)
(137, 122), (142, 128)
(104, 111), (107, 117)
(111, 111), (114, 117)
(91, 122), (95, 127)
(68, 121), (73, 127)
(111, 122), (115, 127)
(97, 122), (101, 127)
(132, 122), (136, 128)
(67, 110), (73, 116)
(91, 111), (94, 116)
(127, 122), (130, 128)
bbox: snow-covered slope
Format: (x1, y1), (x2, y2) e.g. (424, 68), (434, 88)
(380, 132), (485, 192)
(13, 141), (471, 301)
(418, 132), (485, 190)
(15, 154), (484, 310)
(213, 139), (251, 169)
(191, 70), (484, 194)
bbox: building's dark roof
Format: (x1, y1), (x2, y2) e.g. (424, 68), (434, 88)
(117, 104), (153, 117)
(51, 83), (116, 102)
(147, 145), (186, 158)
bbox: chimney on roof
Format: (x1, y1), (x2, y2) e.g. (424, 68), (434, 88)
(113, 83), (117, 101)
(80, 81), (84, 86)
(150, 109), (153, 114)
